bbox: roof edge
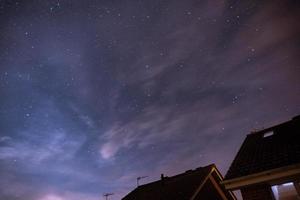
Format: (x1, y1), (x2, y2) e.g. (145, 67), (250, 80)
(248, 115), (300, 136)
(211, 167), (237, 200)
(222, 163), (300, 190)
(189, 166), (215, 200)
(136, 164), (216, 187)
(191, 165), (237, 200)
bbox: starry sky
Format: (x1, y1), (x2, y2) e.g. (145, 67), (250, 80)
(0, 0), (299, 199)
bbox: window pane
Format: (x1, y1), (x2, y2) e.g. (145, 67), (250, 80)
(271, 182), (300, 200)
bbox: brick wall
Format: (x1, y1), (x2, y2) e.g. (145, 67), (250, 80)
(240, 184), (275, 200)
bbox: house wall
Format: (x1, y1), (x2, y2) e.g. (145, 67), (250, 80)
(210, 171), (237, 200)
(194, 179), (224, 200)
(240, 184), (275, 200)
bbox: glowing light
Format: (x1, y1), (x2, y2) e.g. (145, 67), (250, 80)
(282, 182), (293, 187)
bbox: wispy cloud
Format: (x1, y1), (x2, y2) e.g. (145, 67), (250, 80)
(37, 192), (100, 200)
(99, 97), (241, 160)
(0, 129), (83, 164)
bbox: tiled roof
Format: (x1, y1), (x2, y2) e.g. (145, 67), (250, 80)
(225, 115), (300, 180)
(122, 164), (214, 200)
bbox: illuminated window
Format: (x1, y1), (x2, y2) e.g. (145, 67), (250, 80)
(271, 182), (300, 200)
(263, 131), (274, 138)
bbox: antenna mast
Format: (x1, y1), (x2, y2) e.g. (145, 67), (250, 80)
(103, 193), (114, 200)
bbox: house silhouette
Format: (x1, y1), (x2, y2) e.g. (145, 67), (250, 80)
(122, 164), (236, 200)
(223, 115), (300, 199)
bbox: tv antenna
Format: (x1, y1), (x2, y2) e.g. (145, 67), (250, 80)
(137, 176), (148, 187)
(103, 193), (114, 200)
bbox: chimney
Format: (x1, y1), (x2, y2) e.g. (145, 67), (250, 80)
(161, 174), (165, 186)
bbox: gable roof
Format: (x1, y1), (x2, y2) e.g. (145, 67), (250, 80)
(122, 164), (234, 200)
(225, 115), (300, 181)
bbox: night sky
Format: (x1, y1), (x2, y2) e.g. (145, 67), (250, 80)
(0, 0), (300, 199)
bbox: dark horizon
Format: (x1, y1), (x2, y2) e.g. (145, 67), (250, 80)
(0, 0), (300, 199)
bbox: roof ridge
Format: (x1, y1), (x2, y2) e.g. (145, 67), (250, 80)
(248, 115), (299, 136)
(137, 164), (215, 188)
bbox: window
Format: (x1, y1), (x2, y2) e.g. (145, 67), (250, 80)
(263, 131), (274, 138)
(271, 182), (300, 200)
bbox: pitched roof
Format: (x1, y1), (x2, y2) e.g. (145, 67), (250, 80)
(225, 115), (300, 180)
(122, 164), (217, 200)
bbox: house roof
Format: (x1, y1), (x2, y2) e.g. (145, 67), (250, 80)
(225, 115), (300, 180)
(122, 164), (222, 200)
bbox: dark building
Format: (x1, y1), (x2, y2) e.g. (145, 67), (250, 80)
(223, 116), (300, 200)
(122, 164), (236, 200)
